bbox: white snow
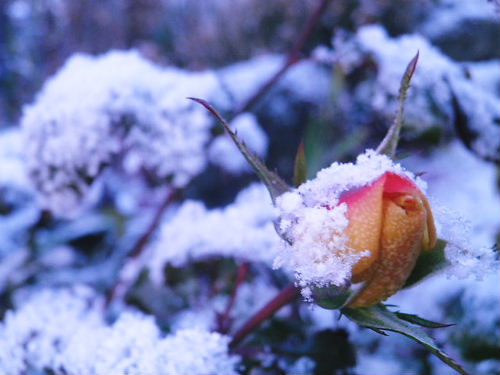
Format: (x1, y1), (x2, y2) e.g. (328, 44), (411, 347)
(0, 286), (239, 375)
(218, 54), (331, 111)
(332, 24), (500, 160)
(0, 127), (31, 189)
(403, 141), (499, 279)
(21, 50), (219, 217)
(147, 183), (280, 284)
(419, 0), (499, 39)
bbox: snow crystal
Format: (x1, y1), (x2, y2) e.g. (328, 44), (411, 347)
(22, 50), (218, 217)
(147, 183), (280, 284)
(208, 112), (268, 173)
(274, 150), (421, 290)
(0, 287), (239, 375)
(434, 205), (498, 280)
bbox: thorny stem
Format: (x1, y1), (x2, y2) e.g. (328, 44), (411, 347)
(105, 188), (179, 308)
(218, 262), (250, 334)
(232, 0), (332, 117)
(229, 283), (300, 349)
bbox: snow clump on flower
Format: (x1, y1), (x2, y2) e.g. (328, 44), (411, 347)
(21, 50), (219, 217)
(274, 150), (424, 295)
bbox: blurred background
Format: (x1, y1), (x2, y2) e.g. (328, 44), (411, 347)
(0, 0), (499, 374)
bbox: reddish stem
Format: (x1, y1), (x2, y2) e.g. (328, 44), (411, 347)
(105, 188), (179, 308)
(229, 283), (300, 349)
(233, 0), (332, 117)
(218, 262), (250, 333)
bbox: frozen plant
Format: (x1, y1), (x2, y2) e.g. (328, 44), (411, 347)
(22, 50), (219, 217)
(0, 286), (239, 375)
(274, 150), (436, 306)
(147, 183), (280, 285)
(327, 24), (500, 161)
(190, 53), (497, 374)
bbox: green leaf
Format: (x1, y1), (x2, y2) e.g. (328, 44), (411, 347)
(189, 98), (291, 203)
(293, 140), (307, 187)
(376, 52), (419, 158)
(394, 312), (454, 328)
(404, 239), (449, 288)
(342, 304), (470, 375)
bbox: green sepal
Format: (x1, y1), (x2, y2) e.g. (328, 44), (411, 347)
(376, 52), (419, 158)
(293, 140), (308, 187)
(189, 98), (291, 203)
(312, 284), (353, 310)
(341, 304), (470, 375)
(404, 239), (449, 288)
(394, 312), (454, 328)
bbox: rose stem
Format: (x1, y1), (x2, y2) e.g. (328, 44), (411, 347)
(229, 283), (300, 349)
(105, 188), (179, 308)
(232, 0), (332, 117)
(218, 262), (251, 333)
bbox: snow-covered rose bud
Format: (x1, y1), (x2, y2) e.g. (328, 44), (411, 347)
(274, 151), (437, 307)
(340, 171), (436, 307)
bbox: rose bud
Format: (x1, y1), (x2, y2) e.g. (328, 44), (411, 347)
(340, 171), (436, 307)
(274, 151), (437, 308)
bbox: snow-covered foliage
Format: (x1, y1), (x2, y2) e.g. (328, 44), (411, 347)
(21, 51), (218, 217)
(148, 183), (279, 284)
(0, 287), (239, 375)
(1, 1), (499, 374)
(328, 24), (499, 161)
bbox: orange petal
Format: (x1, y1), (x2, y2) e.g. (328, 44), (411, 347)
(384, 172), (437, 250)
(339, 174), (386, 278)
(347, 193), (427, 307)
